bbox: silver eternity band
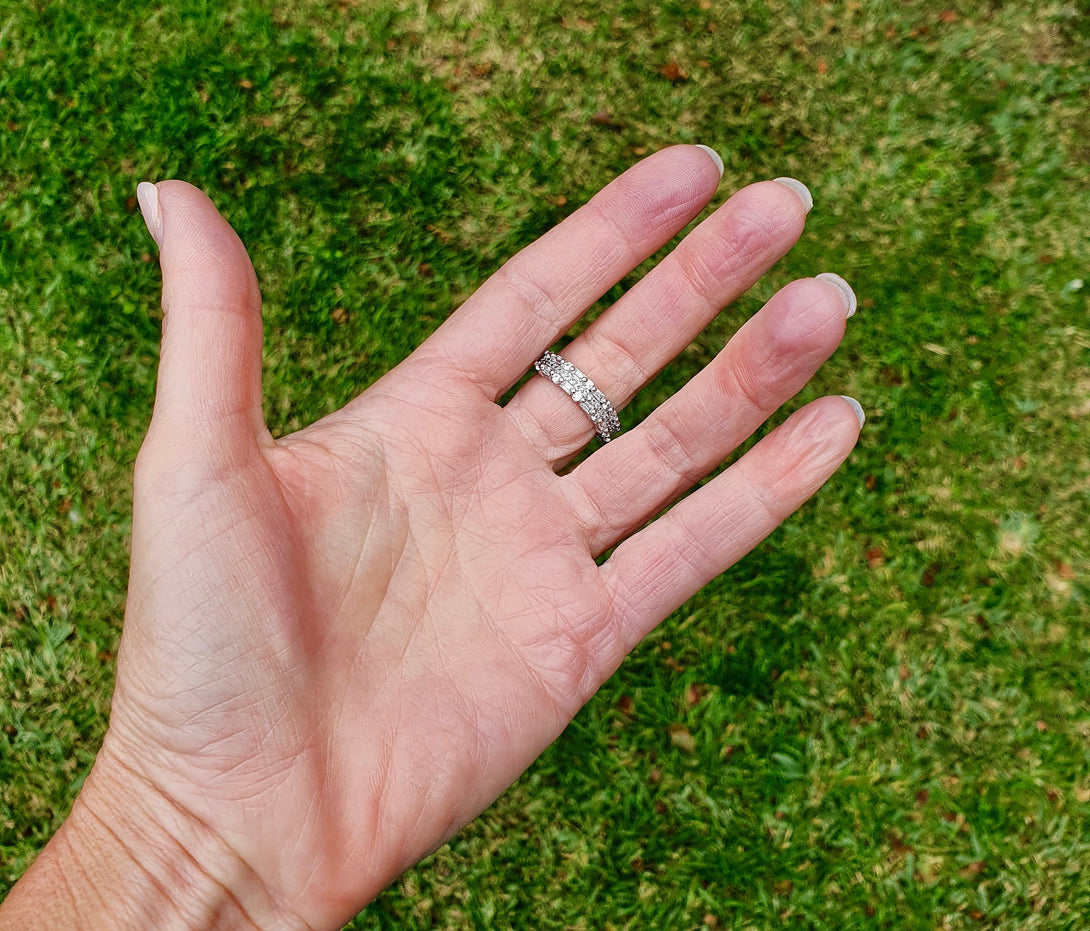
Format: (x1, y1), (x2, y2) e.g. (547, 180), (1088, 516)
(533, 350), (622, 443)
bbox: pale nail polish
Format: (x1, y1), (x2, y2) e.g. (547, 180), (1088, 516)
(816, 272), (858, 318)
(136, 181), (162, 247)
(839, 396), (866, 427)
(694, 144), (724, 179)
(772, 177), (814, 214)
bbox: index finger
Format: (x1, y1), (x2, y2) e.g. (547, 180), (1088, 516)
(413, 145), (726, 397)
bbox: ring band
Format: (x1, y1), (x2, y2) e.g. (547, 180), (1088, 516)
(533, 350), (621, 442)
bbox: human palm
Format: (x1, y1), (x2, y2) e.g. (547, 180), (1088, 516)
(99, 147), (859, 930)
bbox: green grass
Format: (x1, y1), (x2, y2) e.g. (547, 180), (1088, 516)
(2, 0), (1089, 927)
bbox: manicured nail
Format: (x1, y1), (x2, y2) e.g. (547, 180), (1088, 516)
(772, 177), (813, 214)
(816, 272), (858, 318)
(694, 144), (724, 179)
(839, 395), (866, 427)
(136, 181), (162, 247)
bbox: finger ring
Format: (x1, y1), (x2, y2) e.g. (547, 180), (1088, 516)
(533, 350), (621, 443)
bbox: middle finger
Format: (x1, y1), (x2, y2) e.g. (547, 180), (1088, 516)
(568, 273), (857, 556)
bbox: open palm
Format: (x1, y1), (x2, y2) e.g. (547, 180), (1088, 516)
(97, 147), (859, 930)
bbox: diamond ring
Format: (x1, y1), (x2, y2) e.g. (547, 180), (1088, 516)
(533, 350), (621, 443)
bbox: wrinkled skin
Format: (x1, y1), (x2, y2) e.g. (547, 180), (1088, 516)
(30, 148), (861, 929)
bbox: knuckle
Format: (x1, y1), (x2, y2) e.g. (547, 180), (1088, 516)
(736, 464), (789, 528)
(587, 324), (654, 390)
(673, 520), (716, 579)
(494, 261), (565, 331)
(640, 414), (704, 487)
(721, 352), (778, 413)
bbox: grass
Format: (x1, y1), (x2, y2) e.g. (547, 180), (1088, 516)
(2, 0), (1089, 927)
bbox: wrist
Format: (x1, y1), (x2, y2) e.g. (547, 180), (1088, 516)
(0, 741), (312, 931)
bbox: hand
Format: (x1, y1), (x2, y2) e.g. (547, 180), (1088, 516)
(1, 146), (860, 930)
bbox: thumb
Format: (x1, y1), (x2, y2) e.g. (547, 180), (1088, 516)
(137, 180), (269, 463)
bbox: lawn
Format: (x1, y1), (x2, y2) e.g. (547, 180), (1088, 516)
(1, 1), (1088, 928)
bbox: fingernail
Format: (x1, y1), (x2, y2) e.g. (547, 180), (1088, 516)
(772, 177), (813, 214)
(838, 395), (866, 427)
(136, 181), (163, 247)
(694, 144), (724, 179)
(816, 272), (858, 318)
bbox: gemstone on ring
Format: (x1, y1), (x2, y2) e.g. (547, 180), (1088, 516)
(532, 350), (621, 442)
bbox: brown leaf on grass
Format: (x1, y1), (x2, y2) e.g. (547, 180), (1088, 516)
(960, 860), (986, 878)
(686, 683), (706, 707)
(865, 546), (885, 568)
(887, 831), (914, 856)
(817, 59), (828, 75)
(590, 109), (624, 129)
(1055, 560), (1075, 579)
(659, 61), (688, 82)
(331, 307), (348, 325)
(616, 694), (634, 716)
(238, 79), (254, 90)
(668, 724), (696, 753)
(426, 224), (452, 243)
(939, 10), (958, 23)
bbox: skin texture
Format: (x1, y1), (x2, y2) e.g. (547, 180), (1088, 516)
(0, 146), (860, 930)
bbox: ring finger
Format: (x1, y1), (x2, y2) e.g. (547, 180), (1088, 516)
(503, 176), (814, 464)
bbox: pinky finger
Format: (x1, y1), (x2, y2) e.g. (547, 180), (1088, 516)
(600, 396), (863, 654)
